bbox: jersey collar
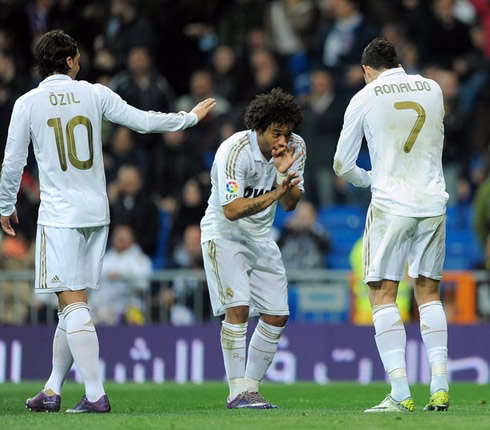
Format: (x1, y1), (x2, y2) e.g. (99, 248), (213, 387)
(377, 67), (406, 79)
(39, 74), (73, 86)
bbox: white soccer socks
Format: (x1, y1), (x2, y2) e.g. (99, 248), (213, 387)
(221, 321), (248, 399)
(44, 308), (73, 395)
(245, 319), (284, 393)
(64, 302), (105, 402)
(419, 301), (449, 394)
(372, 303), (411, 401)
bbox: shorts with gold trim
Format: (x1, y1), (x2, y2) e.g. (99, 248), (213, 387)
(35, 224), (109, 293)
(202, 238), (289, 317)
(363, 205), (446, 284)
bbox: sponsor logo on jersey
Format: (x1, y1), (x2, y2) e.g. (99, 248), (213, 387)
(243, 186), (276, 198)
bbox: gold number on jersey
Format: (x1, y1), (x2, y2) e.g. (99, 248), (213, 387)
(47, 116), (94, 171)
(394, 101), (426, 153)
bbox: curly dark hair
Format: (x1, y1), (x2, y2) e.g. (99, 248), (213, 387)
(361, 37), (399, 70)
(34, 30), (78, 79)
(244, 88), (303, 132)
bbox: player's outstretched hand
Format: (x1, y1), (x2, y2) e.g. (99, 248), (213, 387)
(190, 98), (217, 122)
(1, 209), (19, 237)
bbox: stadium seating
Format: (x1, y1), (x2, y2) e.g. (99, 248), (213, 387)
(318, 205), (365, 270)
(316, 203), (484, 271)
(273, 204), (293, 230)
(152, 209), (172, 270)
(149, 203), (484, 272)
(318, 204), (365, 229)
(445, 227), (484, 270)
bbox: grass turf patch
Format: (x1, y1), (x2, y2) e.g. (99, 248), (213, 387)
(0, 382), (488, 429)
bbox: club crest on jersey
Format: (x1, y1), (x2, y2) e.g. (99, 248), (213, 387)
(225, 180), (239, 200)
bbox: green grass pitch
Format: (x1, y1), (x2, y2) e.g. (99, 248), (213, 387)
(1, 382), (488, 429)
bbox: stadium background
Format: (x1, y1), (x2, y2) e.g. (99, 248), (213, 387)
(0, 0), (489, 385)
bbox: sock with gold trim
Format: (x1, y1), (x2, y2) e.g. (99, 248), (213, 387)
(44, 308), (73, 395)
(419, 301), (449, 393)
(221, 321), (248, 400)
(64, 302), (105, 402)
(244, 319), (284, 392)
(372, 304), (411, 401)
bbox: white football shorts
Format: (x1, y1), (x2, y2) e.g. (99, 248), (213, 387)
(202, 238), (289, 317)
(35, 224), (109, 293)
(363, 205), (446, 284)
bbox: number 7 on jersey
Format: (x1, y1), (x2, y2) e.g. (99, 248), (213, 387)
(394, 101), (426, 153)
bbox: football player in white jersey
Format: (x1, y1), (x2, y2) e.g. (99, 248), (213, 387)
(201, 88), (306, 409)
(0, 30), (215, 413)
(334, 38), (449, 413)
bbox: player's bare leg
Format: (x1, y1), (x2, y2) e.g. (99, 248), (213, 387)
(365, 280), (414, 412)
(415, 275), (449, 411)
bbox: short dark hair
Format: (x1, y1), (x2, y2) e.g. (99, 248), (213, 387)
(361, 37), (399, 70)
(34, 30), (78, 78)
(244, 88), (303, 131)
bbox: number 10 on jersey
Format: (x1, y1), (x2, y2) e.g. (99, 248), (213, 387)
(47, 115), (94, 171)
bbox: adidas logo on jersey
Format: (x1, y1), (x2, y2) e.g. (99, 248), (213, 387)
(51, 275), (62, 283)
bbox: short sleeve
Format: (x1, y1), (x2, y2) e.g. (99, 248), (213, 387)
(215, 142), (250, 206)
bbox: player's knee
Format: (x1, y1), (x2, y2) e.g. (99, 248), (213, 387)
(414, 275), (440, 305)
(260, 314), (289, 327)
(57, 289), (88, 310)
(368, 283), (397, 307)
(225, 305), (249, 323)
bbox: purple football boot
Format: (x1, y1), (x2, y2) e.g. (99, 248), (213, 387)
(227, 391), (278, 409)
(66, 394), (111, 413)
(26, 390), (61, 412)
(247, 392), (279, 409)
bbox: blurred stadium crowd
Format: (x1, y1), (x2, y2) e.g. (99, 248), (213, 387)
(0, 0), (489, 325)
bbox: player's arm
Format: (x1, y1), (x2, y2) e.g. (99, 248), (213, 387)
(96, 84), (216, 133)
(333, 94), (371, 188)
(217, 142), (297, 221)
(0, 100), (30, 236)
(278, 184), (302, 211)
(223, 174), (299, 221)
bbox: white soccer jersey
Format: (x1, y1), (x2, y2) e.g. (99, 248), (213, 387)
(200, 130), (306, 242)
(0, 74), (197, 227)
(334, 67), (449, 217)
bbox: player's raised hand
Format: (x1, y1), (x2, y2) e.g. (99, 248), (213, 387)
(1, 208), (19, 237)
(272, 142), (302, 174)
(190, 98), (217, 122)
